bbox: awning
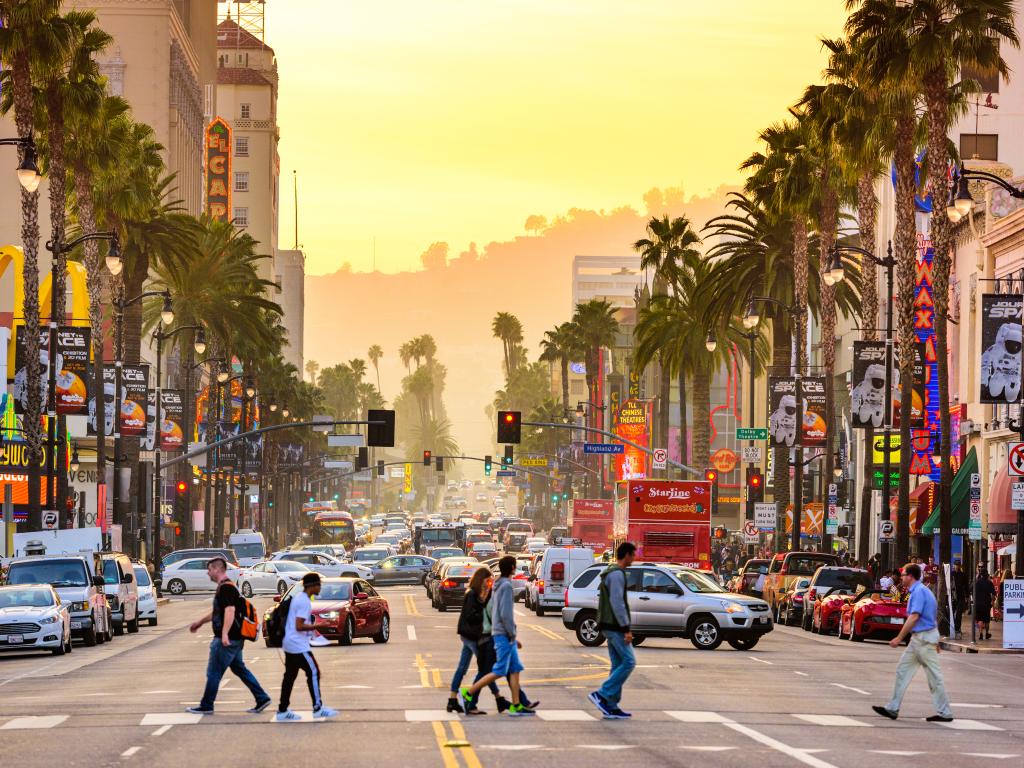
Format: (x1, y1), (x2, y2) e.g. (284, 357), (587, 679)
(889, 481), (934, 535)
(988, 467), (1016, 535)
(920, 446), (977, 536)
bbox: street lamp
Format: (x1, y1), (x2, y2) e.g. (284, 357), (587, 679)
(742, 300), (761, 329)
(269, 402), (278, 413)
(946, 169), (1024, 224)
(217, 362), (230, 384)
(0, 135), (41, 191)
(69, 446), (80, 475)
(281, 404), (290, 418)
(705, 331), (717, 353)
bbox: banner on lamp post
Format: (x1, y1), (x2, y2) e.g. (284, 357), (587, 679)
(980, 294), (1023, 404)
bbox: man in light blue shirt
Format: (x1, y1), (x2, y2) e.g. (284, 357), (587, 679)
(872, 563), (953, 722)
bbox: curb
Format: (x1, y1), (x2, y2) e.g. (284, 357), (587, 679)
(156, 597), (171, 606)
(939, 639), (1023, 655)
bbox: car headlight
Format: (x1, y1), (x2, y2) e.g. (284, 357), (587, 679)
(319, 611), (339, 620)
(720, 601), (745, 614)
(39, 615), (60, 624)
(74, 601), (90, 612)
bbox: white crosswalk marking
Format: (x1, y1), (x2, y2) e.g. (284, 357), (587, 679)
(665, 710), (730, 723)
(404, 710), (459, 722)
(963, 753), (1020, 759)
(477, 745), (544, 751)
(793, 714), (870, 727)
(535, 709), (595, 721)
(681, 746), (738, 751)
(1, 715), (67, 730)
(939, 719), (1003, 731)
(140, 713), (205, 726)
(871, 751), (925, 756)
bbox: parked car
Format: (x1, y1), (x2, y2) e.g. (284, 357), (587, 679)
(269, 551), (372, 580)
(372, 555), (436, 585)
(802, 567), (873, 632)
(776, 578), (811, 627)
(430, 563), (486, 611)
(526, 546), (595, 616)
(761, 551), (842, 618)
(0, 584), (72, 655)
(562, 563), (773, 650)
(132, 561), (158, 627)
(263, 577), (389, 646)
(237, 560), (311, 596)
(162, 558), (241, 595)
(100, 552), (140, 636)
(5, 553), (112, 646)
(161, 548), (238, 569)
(729, 559), (769, 597)
(839, 589), (908, 642)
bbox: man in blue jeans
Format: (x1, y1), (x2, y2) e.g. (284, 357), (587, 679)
(186, 558), (270, 715)
(589, 542), (636, 719)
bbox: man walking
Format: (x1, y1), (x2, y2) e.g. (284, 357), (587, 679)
(589, 542), (637, 719)
(458, 555), (534, 716)
(277, 573), (338, 721)
(187, 558), (270, 715)
(872, 563), (954, 723)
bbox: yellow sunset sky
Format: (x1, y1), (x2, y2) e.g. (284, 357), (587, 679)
(269, 1), (848, 276)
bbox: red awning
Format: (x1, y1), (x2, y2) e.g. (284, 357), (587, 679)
(988, 467), (1015, 534)
(889, 481), (933, 535)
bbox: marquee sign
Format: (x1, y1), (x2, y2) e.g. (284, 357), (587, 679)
(205, 118), (231, 221)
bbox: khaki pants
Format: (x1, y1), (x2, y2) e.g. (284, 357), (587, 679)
(886, 628), (952, 717)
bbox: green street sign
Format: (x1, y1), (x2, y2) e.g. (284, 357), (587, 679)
(872, 469), (899, 490)
(737, 428), (769, 441)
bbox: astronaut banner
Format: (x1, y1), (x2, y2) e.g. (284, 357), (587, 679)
(980, 294), (1023, 404)
(768, 377), (797, 448)
(851, 341), (888, 428)
(801, 377), (827, 448)
(11, 327), (51, 415)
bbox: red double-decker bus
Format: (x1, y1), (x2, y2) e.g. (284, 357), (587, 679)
(613, 480), (713, 570)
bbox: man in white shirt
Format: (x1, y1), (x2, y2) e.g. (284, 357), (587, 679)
(276, 573), (338, 721)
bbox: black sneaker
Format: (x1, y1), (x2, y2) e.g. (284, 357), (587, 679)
(926, 714), (954, 723)
(872, 705), (898, 720)
(588, 691), (612, 718)
(185, 706), (214, 715)
(247, 699), (272, 714)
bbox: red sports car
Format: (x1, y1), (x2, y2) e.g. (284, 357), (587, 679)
(262, 577), (390, 646)
(812, 587), (860, 634)
(838, 590), (907, 642)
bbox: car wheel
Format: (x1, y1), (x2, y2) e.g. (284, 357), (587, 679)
(127, 611), (140, 634)
(850, 622), (864, 642)
(82, 623), (97, 647)
(65, 633), (73, 654)
(573, 612), (605, 647)
(51, 631), (67, 655)
(688, 616), (723, 650)
(241, 582), (253, 598)
(277, 581), (288, 596)
(167, 579), (186, 596)
(727, 636), (759, 651)
(148, 617), (158, 627)
(534, 602), (545, 616)
(105, 612), (114, 642)
(373, 614), (390, 644)
(801, 612), (811, 632)
(95, 622), (105, 644)
(630, 634), (645, 647)
(438, 602), (447, 612)
(339, 617), (354, 646)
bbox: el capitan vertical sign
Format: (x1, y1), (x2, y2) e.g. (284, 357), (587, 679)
(205, 118), (231, 221)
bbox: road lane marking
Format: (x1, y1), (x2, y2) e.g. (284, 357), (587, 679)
(665, 711), (730, 723)
(521, 671), (607, 684)
(952, 703), (1004, 708)
(121, 747), (141, 758)
(448, 721), (483, 768)
(478, 745), (545, 751)
(963, 754), (1020, 759)
(748, 656), (772, 665)
(431, 668), (443, 688)
(939, 719), (1003, 731)
(430, 721), (460, 768)
(585, 653), (610, 666)
(140, 713), (205, 725)
(681, 746), (737, 751)
(794, 671), (809, 677)
(406, 709), (459, 721)
(723, 722), (839, 768)
(870, 751), (925, 756)
(829, 683), (870, 695)
(151, 725), (172, 736)
(142, 690), (180, 694)
(579, 745), (632, 750)
(414, 653), (430, 687)
(404, 595), (422, 617)
(792, 714), (870, 727)
(535, 709), (595, 721)
(527, 624), (562, 641)
(407, 625), (417, 641)
(0, 715), (68, 730)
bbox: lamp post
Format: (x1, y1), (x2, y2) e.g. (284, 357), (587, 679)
(149, 324), (204, 560)
(239, 377), (257, 529)
(43, 231), (120, 513)
(0, 134), (42, 192)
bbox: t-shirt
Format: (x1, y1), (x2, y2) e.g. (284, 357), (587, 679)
(282, 590), (312, 654)
(212, 580), (243, 641)
(906, 580), (937, 633)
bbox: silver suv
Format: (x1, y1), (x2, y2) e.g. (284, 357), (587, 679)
(561, 563), (773, 651)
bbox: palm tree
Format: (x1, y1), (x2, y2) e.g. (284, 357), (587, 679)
(539, 322), (582, 416)
(368, 344), (383, 391)
(572, 299), (619, 419)
(305, 359), (319, 385)
(398, 341), (414, 373)
(491, 312), (524, 378)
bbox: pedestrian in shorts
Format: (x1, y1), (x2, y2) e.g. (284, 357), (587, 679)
(276, 572), (338, 721)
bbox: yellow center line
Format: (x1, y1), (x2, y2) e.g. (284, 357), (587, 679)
(527, 624), (562, 641)
(414, 653), (430, 687)
(405, 594), (423, 617)
(430, 721), (460, 768)
(448, 721), (483, 768)
(521, 671), (608, 684)
(431, 668), (443, 688)
(585, 652), (610, 666)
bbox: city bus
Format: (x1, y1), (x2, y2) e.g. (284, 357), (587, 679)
(309, 510), (356, 549)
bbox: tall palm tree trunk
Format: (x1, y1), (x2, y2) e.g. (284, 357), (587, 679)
(792, 218), (809, 552)
(772, 320), (791, 550)
(122, 251), (149, 537)
(819, 181), (838, 551)
(560, 356), (570, 415)
(658, 353), (670, 478)
(691, 367), (711, 471)
(46, 87), (68, 521)
(857, 171), (879, 564)
(678, 368), (688, 466)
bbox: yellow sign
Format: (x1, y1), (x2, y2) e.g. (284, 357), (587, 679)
(871, 434), (901, 465)
(403, 463), (412, 493)
(520, 457), (548, 467)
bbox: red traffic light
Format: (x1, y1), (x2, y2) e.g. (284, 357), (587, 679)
(423, 450), (432, 466)
(504, 412), (514, 423)
(175, 481), (187, 494)
(174, 525), (182, 536)
(750, 474), (761, 487)
(704, 469), (718, 483)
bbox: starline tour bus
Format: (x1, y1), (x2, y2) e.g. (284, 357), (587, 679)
(613, 479), (713, 570)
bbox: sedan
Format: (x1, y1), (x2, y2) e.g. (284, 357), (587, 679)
(776, 578), (811, 627)
(0, 584), (72, 655)
(372, 555), (436, 586)
(424, 557), (478, 598)
(238, 561), (311, 597)
(427, 546), (465, 559)
(163, 558), (241, 595)
(469, 542), (497, 561)
(431, 564), (486, 611)
(270, 551), (372, 580)
(262, 578), (390, 646)
(353, 547), (393, 566)
(132, 562), (158, 627)
(839, 590), (908, 642)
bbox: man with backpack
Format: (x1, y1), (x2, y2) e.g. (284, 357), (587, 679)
(589, 542), (637, 719)
(276, 572), (338, 721)
(186, 557), (271, 715)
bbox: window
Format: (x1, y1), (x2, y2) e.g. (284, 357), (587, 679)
(235, 135), (249, 156)
(960, 133), (998, 161)
(641, 570), (682, 594)
(233, 207), (248, 227)
(234, 171), (249, 192)
(240, 103), (251, 119)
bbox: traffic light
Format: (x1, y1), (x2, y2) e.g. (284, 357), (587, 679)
(704, 468), (719, 516)
(503, 445), (514, 466)
(332, 492), (340, 500)
(357, 446), (369, 471)
(174, 480), (188, 531)
(435, 455), (444, 472)
(713, 526), (728, 539)
(746, 467), (764, 502)
(551, 493), (559, 504)
(423, 450), (432, 466)
(704, 468), (718, 485)
(367, 408), (396, 447)
(484, 455), (492, 475)
(376, 460), (385, 478)
(497, 411), (521, 444)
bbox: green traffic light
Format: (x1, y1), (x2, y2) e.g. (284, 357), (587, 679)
(308, 496), (314, 502)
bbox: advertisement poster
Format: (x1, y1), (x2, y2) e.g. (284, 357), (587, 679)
(55, 327), (90, 416)
(205, 117), (231, 221)
(768, 377), (797, 448)
(851, 341), (888, 429)
(160, 390), (185, 452)
(613, 398), (650, 481)
(980, 294), (1023, 404)
(143, 390), (157, 451)
(11, 327), (50, 415)
(624, 480), (713, 523)
(893, 343), (926, 429)
(801, 376), (827, 448)
(88, 366), (116, 436)
(119, 365), (149, 438)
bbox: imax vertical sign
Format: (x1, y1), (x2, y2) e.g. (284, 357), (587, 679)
(205, 118), (231, 221)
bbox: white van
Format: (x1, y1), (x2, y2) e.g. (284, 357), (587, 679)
(227, 530), (266, 567)
(529, 546), (595, 615)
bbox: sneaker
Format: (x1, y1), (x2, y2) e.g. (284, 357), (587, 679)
(926, 714), (954, 723)
(609, 706), (632, 719)
(247, 699), (272, 714)
(275, 710), (302, 722)
(588, 691), (612, 718)
(313, 706), (339, 719)
(185, 706), (213, 715)
(465, 707), (487, 715)
(508, 703), (536, 717)
(457, 686), (474, 713)
(872, 705), (898, 720)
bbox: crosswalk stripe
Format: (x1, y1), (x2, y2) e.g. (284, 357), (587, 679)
(534, 709), (595, 721)
(939, 719), (1003, 731)
(665, 710), (730, 723)
(405, 710), (459, 722)
(793, 714), (870, 727)
(140, 713), (205, 726)
(0, 715), (67, 730)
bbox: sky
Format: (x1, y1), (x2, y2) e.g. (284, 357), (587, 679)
(269, 1), (848, 276)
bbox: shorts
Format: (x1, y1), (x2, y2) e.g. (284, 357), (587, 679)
(491, 634), (524, 678)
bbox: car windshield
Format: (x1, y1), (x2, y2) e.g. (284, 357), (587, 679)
(274, 561), (310, 572)
(0, 587), (55, 608)
(816, 569), (872, 590)
(316, 582), (352, 601)
(8, 559), (88, 587)
(101, 560), (122, 584)
(133, 566), (152, 586)
(786, 556), (836, 576)
(232, 543), (265, 558)
(354, 550), (388, 562)
(432, 548), (463, 557)
(672, 570), (726, 593)
(422, 529), (456, 543)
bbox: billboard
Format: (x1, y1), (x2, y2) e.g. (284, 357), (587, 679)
(768, 377), (797, 448)
(613, 398), (650, 481)
(980, 293), (1023, 404)
(55, 327), (90, 416)
(119, 365), (149, 438)
(160, 390), (185, 452)
(11, 327), (50, 415)
(801, 376), (827, 448)
(851, 341), (926, 428)
(88, 366), (115, 436)
(205, 117), (231, 221)
(624, 480), (712, 523)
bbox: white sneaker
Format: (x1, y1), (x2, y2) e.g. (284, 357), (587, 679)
(275, 710), (302, 722)
(313, 706), (338, 719)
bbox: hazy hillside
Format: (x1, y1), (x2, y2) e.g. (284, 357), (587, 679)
(304, 185), (739, 456)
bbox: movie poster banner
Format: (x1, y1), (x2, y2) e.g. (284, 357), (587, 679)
(88, 366), (116, 436)
(980, 294), (1023, 404)
(56, 327), (90, 416)
(893, 343), (926, 429)
(768, 377), (796, 448)
(613, 398), (650, 481)
(801, 376), (827, 448)
(851, 341), (887, 429)
(119, 365), (149, 438)
(160, 390), (185, 452)
(11, 327), (49, 415)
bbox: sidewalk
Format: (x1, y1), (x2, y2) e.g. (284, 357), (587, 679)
(939, 619), (1023, 654)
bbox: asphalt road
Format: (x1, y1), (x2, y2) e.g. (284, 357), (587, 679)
(0, 585), (1022, 768)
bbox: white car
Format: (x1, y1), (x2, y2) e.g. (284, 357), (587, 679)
(237, 561), (311, 597)
(352, 547), (393, 566)
(163, 558), (241, 595)
(132, 562), (158, 627)
(269, 551), (372, 580)
(0, 584), (72, 655)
